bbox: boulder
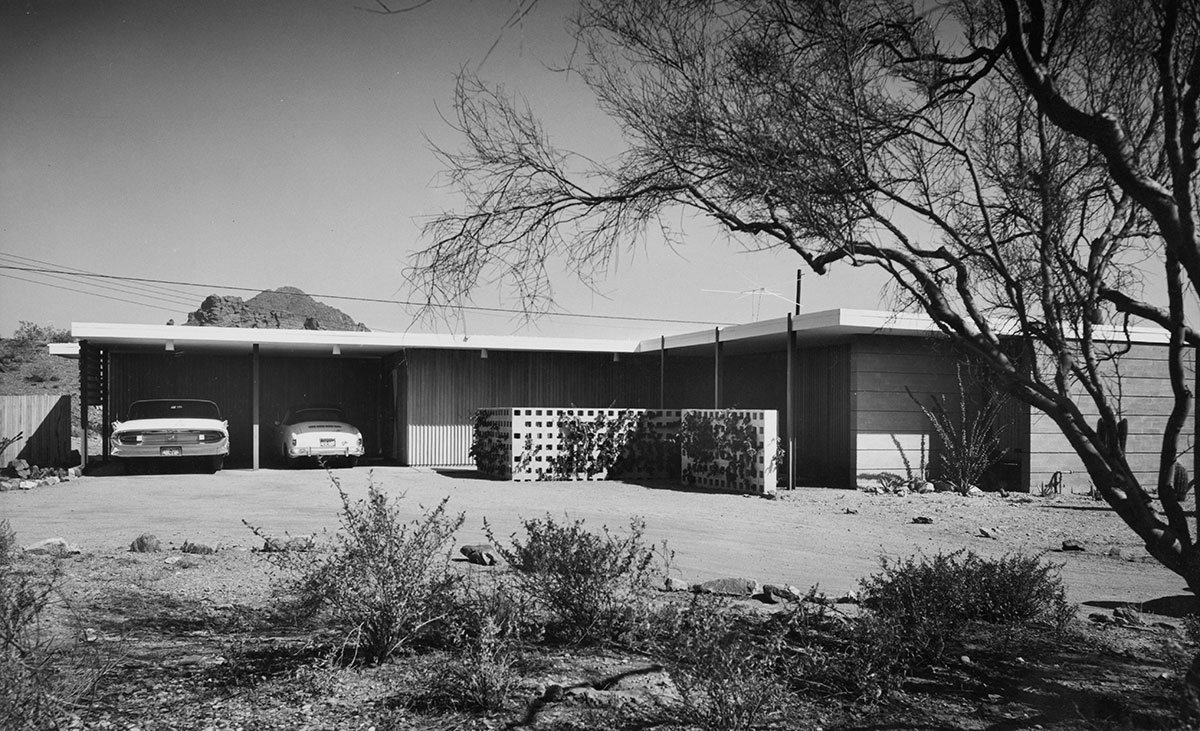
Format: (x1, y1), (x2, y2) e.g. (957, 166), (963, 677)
(460, 544), (499, 566)
(181, 540), (216, 555)
(663, 576), (690, 592)
(7, 459), (30, 478)
(262, 535), (314, 553)
(1114, 605), (1143, 626)
(130, 534), (161, 553)
(693, 577), (761, 597)
(1061, 539), (1086, 551)
(759, 584), (806, 603)
(835, 590), (861, 605)
(25, 537), (81, 557)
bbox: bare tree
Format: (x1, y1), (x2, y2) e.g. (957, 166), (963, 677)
(409, 0), (1200, 591)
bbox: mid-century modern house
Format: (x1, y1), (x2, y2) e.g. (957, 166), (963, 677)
(54, 308), (1186, 493)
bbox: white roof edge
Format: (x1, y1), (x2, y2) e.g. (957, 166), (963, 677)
(61, 310), (1178, 357)
(49, 342), (80, 358)
(633, 308), (1175, 351)
(69, 322), (641, 353)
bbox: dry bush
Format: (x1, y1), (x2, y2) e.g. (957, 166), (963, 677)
(485, 514), (661, 644)
(249, 473), (465, 664)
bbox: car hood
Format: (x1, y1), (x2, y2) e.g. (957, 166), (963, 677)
(113, 418), (228, 433)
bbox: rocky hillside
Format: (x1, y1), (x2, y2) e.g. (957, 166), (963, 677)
(185, 287), (369, 331)
(2, 288), (367, 402)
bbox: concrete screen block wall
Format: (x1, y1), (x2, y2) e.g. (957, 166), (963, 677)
(679, 409), (779, 496)
(471, 407), (778, 495)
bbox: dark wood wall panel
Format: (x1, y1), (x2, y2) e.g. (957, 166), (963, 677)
(111, 353), (254, 466)
(258, 357), (383, 461)
(111, 352), (385, 468)
(403, 348), (660, 465)
(794, 344), (852, 487)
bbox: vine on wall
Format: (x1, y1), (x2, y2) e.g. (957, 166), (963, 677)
(678, 409), (762, 492)
(468, 410), (510, 477)
(470, 407), (771, 493)
(536, 411), (680, 481)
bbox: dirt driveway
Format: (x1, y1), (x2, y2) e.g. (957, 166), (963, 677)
(0, 466), (1190, 609)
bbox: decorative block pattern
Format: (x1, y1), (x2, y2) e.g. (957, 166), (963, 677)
(680, 409), (779, 496)
(472, 408), (680, 482)
(472, 407), (778, 495)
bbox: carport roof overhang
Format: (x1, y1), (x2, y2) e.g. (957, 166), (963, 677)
(63, 322), (643, 357)
(51, 308), (1172, 360)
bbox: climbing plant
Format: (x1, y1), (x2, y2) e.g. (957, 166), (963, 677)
(678, 410), (762, 492)
(468, 410), (509, 477)
(540, 410), (677, 480)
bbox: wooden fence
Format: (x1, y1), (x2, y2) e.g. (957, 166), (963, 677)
(0, 394), (73, 468)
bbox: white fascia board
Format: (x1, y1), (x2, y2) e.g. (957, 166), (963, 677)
(636, 309), (943, 351)
(633, 308), (1177, 353)
(48, 342), (80, 358)
(69, 322), (640, 354)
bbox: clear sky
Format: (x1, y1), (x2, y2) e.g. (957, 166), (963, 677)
(0, 0), (891, 342)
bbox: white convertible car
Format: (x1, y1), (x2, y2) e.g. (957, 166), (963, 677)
(278, 406), (364, 467)
(110, 399), (229, 473)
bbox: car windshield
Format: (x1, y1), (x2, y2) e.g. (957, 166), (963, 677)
(127, 400), (222, 420)
(286, 408), (345, 425)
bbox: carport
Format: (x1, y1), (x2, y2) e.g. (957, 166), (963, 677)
(67, 323), (641, 470)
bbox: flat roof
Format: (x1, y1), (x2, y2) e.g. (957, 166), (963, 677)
(52, 308), (1173, 359)
(64, 321), (640, 357)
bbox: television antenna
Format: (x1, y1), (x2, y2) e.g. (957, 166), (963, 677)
(703, 273), (801, 321)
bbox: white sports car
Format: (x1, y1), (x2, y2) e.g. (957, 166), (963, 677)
(278, 406), (364, 467)
(110, 399), (229, 473)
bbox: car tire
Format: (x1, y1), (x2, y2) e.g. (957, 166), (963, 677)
(344, 456), (358, 468)
(207, 456), (224, 474)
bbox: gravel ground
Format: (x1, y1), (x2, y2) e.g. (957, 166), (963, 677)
(0, 465), (1188, 608)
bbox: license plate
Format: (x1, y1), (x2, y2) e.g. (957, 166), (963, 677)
(160, 446), (183, 457)
(319, 438), (335, 447)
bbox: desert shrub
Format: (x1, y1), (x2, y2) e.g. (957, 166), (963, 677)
(412, 606), (520, 713)
(23, 364), (56, 384)
(0, 521), (66, 729)
(910, 363), (1009, 492)
(11, 322), (71, 346)
(249, 474), (465, 664)
(486, 515), (660, 643)
(665, 595), (790, 731)
(859, 550), (1071, 665)
(775, 553), (1072, 701)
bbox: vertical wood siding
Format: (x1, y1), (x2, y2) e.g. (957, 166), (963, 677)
(112, 352), (385, 468)
(112, 353), (254, 465)
(1028, 344), (1193, 494)
(258, 356), (382, 462)
(794, 344), (852, 487)
(0, 394), (72, 467)
(403, 348), (658, 466)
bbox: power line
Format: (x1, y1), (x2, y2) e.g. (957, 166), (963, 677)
(0, 253), (198, 309)
(0, 252), (198, 305)
(0, 264), (735, 327)
(0, 272), (181, 313)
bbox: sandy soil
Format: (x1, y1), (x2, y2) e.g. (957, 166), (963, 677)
(0, 465), (1189, 610)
